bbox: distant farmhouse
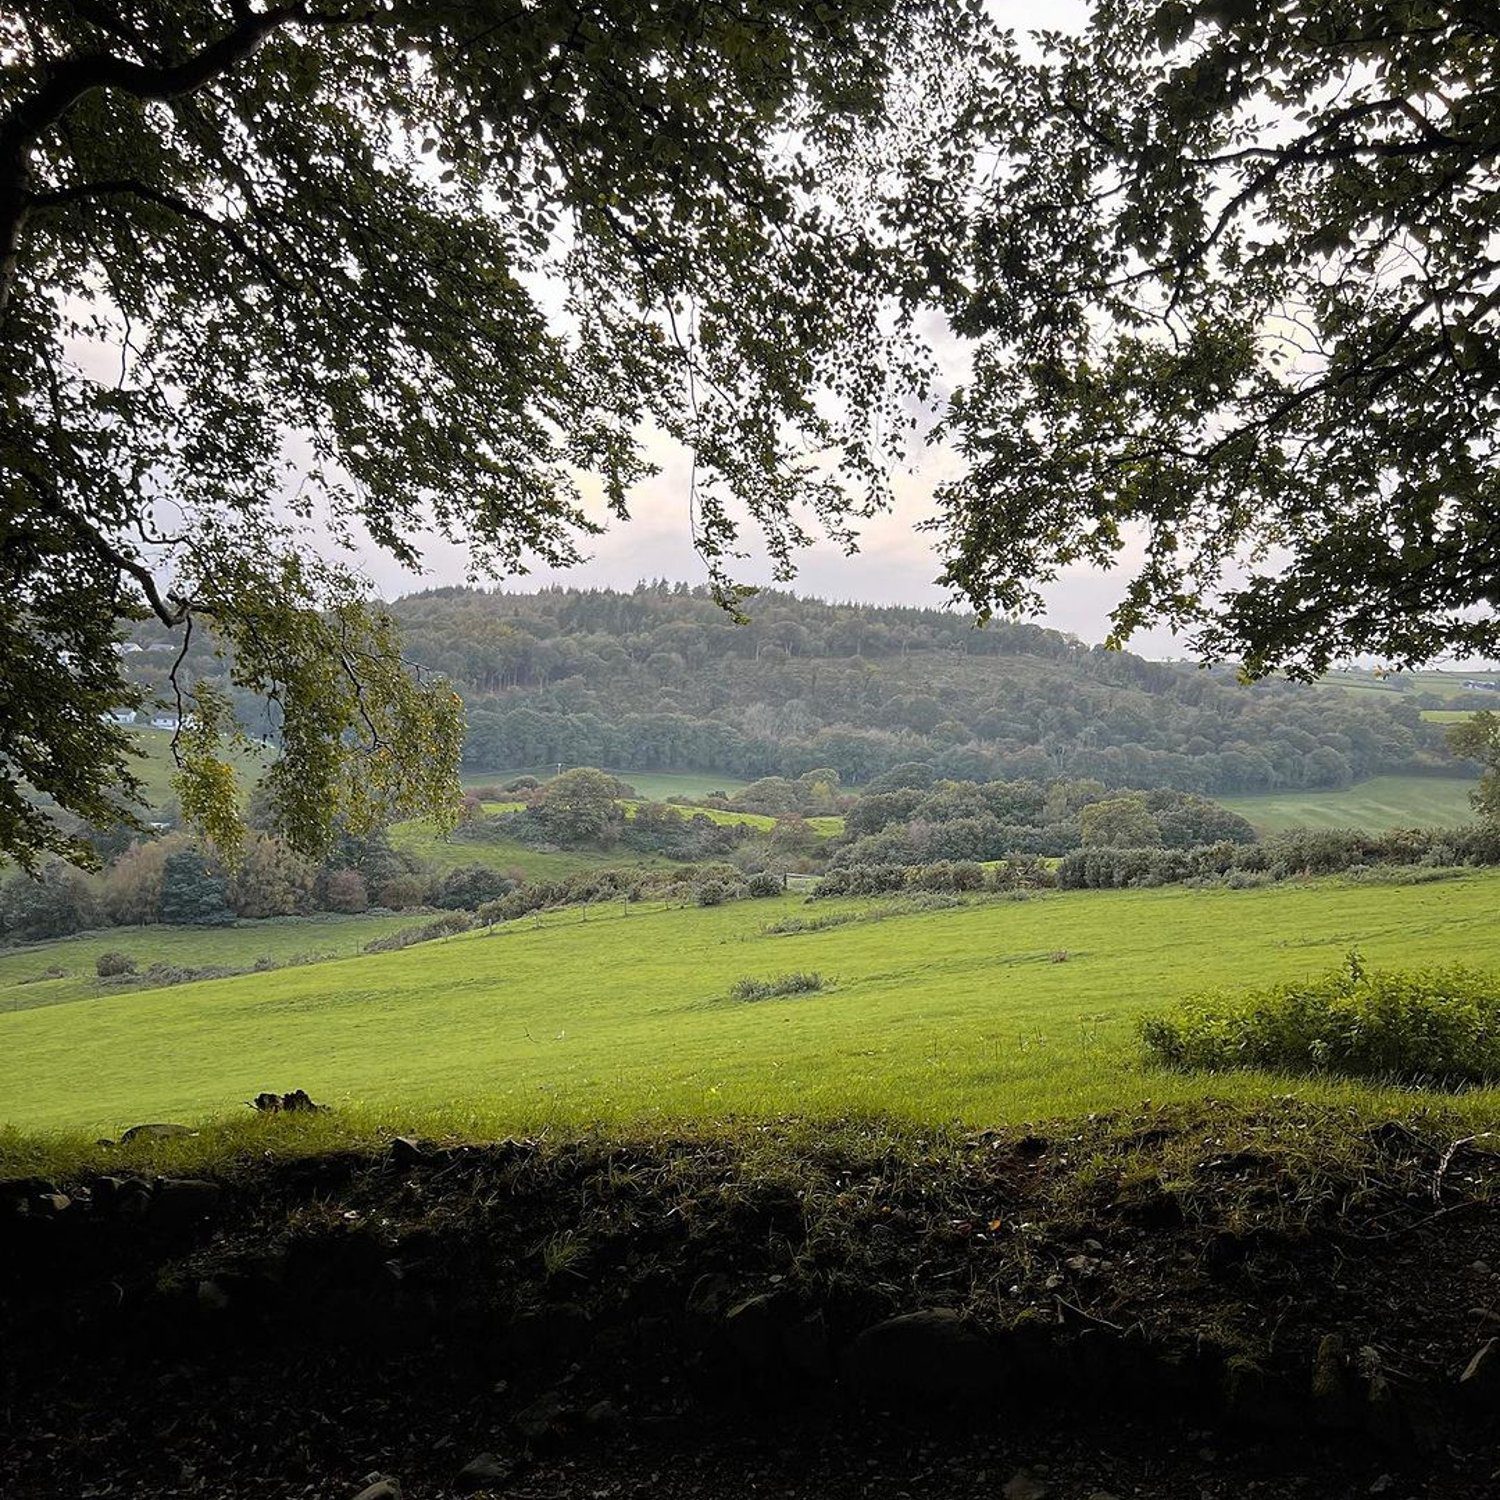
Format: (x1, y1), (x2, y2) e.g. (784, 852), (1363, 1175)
(1463, 680), (1500, 693)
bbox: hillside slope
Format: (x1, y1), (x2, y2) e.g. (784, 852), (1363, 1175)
(115, 584), (1483, 801)
(389, 587), (1463, 794)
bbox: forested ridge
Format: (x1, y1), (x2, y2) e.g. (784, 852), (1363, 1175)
(122, 584), (1467, 796)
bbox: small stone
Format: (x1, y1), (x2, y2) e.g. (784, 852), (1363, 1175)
(120, 1122), (195, 1143)
(1459, 1337), (1500, 1397)
(352, 1478), (401, 1500)
(1002, 1471), (1049, 1500)
(584, 1398), (622, 1427)
(389, 1136), (426, 1169)
(1311, 1332), (1353, 1424)
(512, 1391), (574, 1443)
(33, 1192), (71, 1215)
(844, 1308), (996, 1402)
(453, 1452), (514, 1492)
(197, 1278), (231, 1312)
(1471, 1260), (1492, 1275)
(722, 1293), (781, 1369)
(114, 1177), (153, 1217)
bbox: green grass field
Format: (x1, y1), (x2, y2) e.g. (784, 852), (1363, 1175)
(1411, 671), (1500, 699)
(122, 726), (268, 811)
(0, 912), (419, 1015)
(6, 870), (1500, 1138)
(1422, 710), (1478, 724)
(1220, 775), (1477, 833)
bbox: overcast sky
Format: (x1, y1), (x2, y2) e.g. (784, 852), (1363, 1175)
(348, 0), (1204, 653)
(286, 0), (1483, 670)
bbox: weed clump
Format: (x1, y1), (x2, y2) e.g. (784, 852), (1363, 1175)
(95, 950), (137, 978)
(1141, 954), (1500, 1088)
(727, 971), (826, 1003)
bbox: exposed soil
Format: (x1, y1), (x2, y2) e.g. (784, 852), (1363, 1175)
(5, 1104), (1500, 1498)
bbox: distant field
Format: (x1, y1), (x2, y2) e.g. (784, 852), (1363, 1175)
(6, 870), (1500, 1135)
(122, 727), (268, 811)
(1412, 672), (1500, 700)
(1422, 710), (1478, 724)
(389, 820), (671, 880)
(463, 767), (749, 801)
(1220, 774), (1476, 833)
(0, 912), (417, 1015)
(1324, 671), (1500, 702)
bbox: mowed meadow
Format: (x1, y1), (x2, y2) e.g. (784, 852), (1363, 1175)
(6, 871), (1500, 1139)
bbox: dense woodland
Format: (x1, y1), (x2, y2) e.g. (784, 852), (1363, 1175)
(123, 584), (1474, 796)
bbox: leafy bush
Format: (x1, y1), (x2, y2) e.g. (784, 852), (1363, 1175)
(1141, 955), (1500, 1087)
(94, 950), (137, 977)
(727, 971), (826, 1002)
(433, 864), (516, 910)
(746, 871), (783, 897)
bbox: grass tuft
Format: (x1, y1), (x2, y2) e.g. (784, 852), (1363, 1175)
(727, 971), (827, 1003)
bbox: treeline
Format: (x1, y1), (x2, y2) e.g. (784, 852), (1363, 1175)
(118, 583), (1466, 798)
(0, 829), (518, 946)
(1054, 826), (1500, 890)
(472, 863), (784, 927)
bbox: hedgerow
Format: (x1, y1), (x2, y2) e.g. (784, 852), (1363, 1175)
(811, 856), (1051, 900)
(474, 863), (757, 925)
(1057, 825), (1500, 891)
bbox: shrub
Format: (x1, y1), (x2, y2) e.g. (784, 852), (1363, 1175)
(362, 910), (474, 953)
(0, 863), (101, 943)
(1141, 955), (1500, 1087)
(696, 880), (729, 906)
(95, 950), (137, 977)
(746, 871), (783, 897)
(434, 864), (516, 910)
(727, 971), (826, 1002)
(811, 863), (911, 899)
(372, 873), (428, 910)
(323, 868), (370, 913)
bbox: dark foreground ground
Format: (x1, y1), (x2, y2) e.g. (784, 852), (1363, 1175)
(4, 1105), (1500, 1498)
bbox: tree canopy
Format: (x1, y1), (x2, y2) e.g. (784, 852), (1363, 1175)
(936, 0), (1500, 678)
(0, 0), (970, 869)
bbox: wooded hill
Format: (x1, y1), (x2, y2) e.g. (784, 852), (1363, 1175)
(122, 583), (1473, 796)
(394, 586), (1462, 794)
